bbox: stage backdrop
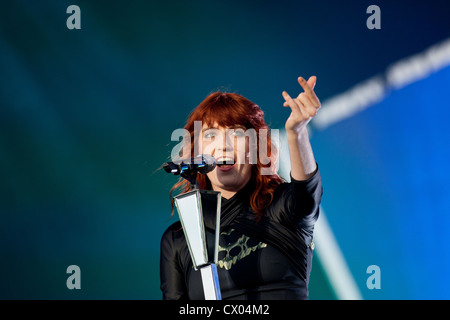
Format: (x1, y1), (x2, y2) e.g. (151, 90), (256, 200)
(1, 0), (449, 299)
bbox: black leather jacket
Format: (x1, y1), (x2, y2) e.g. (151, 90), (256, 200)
(160, 168), (322, 300)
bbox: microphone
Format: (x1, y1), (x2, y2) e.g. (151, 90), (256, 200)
(163, 154), (217, 176)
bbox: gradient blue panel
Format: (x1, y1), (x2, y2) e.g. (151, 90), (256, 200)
(312, 66), (450, 299)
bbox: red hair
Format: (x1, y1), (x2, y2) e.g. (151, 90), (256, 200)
(170, 91), (283, 218)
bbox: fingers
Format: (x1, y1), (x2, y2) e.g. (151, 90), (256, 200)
(297, 76), (321, 107)
(297, 92), (318, 117)
(282, 91), (316, 118)
(307, 75), (316, 89)
(282, 75), (321, 120)
(282, 91), (301, 114)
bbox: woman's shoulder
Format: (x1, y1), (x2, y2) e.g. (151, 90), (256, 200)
(161, 220), (184, 243)
(265, 169), (322, 226)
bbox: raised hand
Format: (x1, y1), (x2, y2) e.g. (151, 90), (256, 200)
(282, 76), (321, 133)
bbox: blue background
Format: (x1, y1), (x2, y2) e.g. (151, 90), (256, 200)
(313, 65), (450, 299)
(1, 0), (449, 299)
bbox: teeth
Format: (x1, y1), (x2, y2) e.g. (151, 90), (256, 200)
(217, 157), (234, 165)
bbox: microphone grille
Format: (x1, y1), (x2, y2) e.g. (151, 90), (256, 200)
(202, 154), (216, 165)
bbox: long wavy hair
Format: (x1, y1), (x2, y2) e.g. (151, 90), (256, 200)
(170, 91), (283, 218)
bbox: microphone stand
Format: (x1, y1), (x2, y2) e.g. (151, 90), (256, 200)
(172, 168), (222, 300)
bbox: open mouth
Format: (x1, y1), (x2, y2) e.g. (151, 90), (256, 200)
(216, 157), (235, 171)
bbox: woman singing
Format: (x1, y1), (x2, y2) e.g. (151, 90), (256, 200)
(160, 76), (323, 300)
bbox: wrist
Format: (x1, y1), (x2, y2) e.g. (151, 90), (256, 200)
(286, 126), (308, 140)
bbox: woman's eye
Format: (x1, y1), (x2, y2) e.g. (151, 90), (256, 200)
(204, 132), (216, 139)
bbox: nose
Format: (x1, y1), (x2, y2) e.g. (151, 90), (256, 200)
(216, 131), (234, 153)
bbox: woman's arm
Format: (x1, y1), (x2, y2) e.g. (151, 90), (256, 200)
(160, 223), (188, 300)
(282, 76), (321, 181)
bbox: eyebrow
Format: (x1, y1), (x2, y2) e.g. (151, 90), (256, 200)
(202, 125), (246, 132)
